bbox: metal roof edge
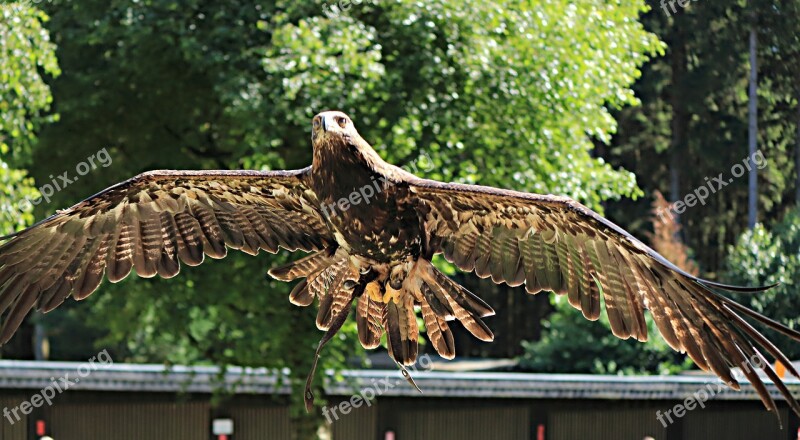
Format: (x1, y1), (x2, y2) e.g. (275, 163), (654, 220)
(0, 360), (796, 402)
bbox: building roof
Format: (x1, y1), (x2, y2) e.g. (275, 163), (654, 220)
(0, 359), (797, 402)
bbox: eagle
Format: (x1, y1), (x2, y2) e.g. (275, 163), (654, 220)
(1, 111), (799, 415)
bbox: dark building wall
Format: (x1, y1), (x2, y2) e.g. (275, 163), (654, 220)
(332, 397), (798, 440)
(682, 406), (790, 440)
(228, 405), (293, 440)
(548, 404), (666, 440)
(378, 399), (530, 440)
(0, 395), (29, 440)
(46, 400), (209, 439)
(36, 392), (210, 439)
(1, 390), (798, 440)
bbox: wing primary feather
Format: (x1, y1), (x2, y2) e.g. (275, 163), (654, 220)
(610, 247), (648, 341)
(540, 229), (564, 294)
(698, 279), (778, 293)
(565, 235), (588, 310)
(717, 295), (800, 342)
(133, 204), (162, 278)
(40, 277), (73, 313)
(174, 212), (205, 266)
(74, 236), (111, 299)
(0, 285), (39, 343)
(720, 303), (800, 379)
(518, 233), (543, 294)
(190, 203), (227, 259)
(579, 246), (601, 320)
(156, 212), (181, 279)
(471, 232), (493, 278)
(106, 220), (134, 283)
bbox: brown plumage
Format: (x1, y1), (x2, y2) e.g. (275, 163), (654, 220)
(1, 111), (800, 418)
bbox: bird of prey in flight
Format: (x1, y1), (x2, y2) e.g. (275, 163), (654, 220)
(1, 111), (799, 415)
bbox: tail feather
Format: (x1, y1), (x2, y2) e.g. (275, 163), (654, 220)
(315, 260), (356, 331)
(383, 289), (419, 366)
(289, 279), (314, 306)
(356, 282), (384, 349)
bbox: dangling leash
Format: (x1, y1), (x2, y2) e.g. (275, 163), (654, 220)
(304, 295), (353, 412)
(395, 360), (423, 393)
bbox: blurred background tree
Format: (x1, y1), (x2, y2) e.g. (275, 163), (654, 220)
(0, 3), (59, 358)
(606, 0), (800, 273)
(725, 208), (800, 360)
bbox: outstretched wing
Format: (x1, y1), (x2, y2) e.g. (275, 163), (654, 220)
(0, 168), (333, 342)
(410, 177), (800, 417)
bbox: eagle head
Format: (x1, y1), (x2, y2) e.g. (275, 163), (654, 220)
(311, 110), (360, 147)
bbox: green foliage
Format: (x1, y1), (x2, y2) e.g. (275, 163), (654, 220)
(247, 0), (655, 201)
(0, 2), (57, 235)
(607, 0), (800, 273)
(34, 0), (658, 357)
(519, 295), (691, 375)
(725, 208), (800, 359)
(10, 0), (661, 437)
(0, 3), (60, 164)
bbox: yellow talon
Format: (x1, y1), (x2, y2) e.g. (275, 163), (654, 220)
(366, 282), (383, 303)
(383, 286), (401, 304)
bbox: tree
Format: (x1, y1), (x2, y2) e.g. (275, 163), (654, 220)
(0, 2), (60, 358)
(519, 294), (691, 375)
(725, 208), (800, 360)
(752, 0), (800, 204)
(21, 1), (659, 437)
(607, 0), (798, 273)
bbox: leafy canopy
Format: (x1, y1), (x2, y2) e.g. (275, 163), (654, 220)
(0, 3), (59, 235)
(725, 209), (800, 360)
(21, 0), (660, 436)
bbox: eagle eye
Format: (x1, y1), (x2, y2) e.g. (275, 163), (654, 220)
(336, 117), (348, 128)
(312, 117), (321, 129)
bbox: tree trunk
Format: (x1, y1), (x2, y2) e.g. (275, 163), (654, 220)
(669, 7), (688, 237)
(796, 98), (800, 204)
(747, 25), (758, 229)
